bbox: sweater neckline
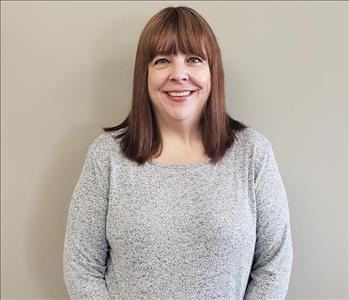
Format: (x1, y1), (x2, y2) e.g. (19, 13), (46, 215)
(148, 157), (212, 169)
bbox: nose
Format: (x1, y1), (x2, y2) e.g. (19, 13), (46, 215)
(168, 62), (189, 82)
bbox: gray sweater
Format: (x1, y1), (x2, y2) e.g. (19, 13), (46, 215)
(63, 127), (293, 300)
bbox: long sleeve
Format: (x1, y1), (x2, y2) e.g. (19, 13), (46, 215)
(244, 136), (293, 300)
(63, 136), (112, 300)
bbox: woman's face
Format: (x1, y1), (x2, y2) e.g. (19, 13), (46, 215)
(148, 51), (211, 124)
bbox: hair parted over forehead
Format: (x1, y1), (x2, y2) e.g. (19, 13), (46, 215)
(138, 6), (219, 66)
(103, 6), (249, 166)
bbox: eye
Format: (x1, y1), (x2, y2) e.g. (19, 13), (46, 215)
(154, 58), (169, 65)
(188, 57), (202, 63)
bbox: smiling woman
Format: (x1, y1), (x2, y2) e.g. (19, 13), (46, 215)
(63, 5), (293, 300)
(101, 5), (248, 165)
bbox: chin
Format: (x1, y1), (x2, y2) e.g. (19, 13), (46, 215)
(168, 112), (193, 120)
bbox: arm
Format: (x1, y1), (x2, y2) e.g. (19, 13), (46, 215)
(63, 135), (112, 300)
(244, 136), (293, 300)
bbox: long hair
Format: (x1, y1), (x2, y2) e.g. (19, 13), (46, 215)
(103, 6), (249, 166)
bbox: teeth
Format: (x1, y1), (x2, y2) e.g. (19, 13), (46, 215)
(167, 91), (191, 97)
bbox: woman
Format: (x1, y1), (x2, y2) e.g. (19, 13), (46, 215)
(63, 6), (293, 300)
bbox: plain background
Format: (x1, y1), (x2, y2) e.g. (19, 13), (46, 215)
(1, 1), (348, 299)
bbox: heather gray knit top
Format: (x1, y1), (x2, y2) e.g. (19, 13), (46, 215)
(63, 127), (293, 300)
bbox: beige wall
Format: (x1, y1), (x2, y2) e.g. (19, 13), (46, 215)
(1, 1), (348, 299)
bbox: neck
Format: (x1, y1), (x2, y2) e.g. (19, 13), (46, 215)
(157, 121), (203, 148)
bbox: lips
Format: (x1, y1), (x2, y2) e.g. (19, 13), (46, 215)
(162, 90), (197, 103)
(165, 90), (195, 96)
(162, 89), (198, 92)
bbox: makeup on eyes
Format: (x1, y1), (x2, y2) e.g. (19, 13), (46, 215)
(152, 56), (204, 65)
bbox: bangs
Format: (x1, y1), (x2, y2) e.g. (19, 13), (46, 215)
(146, 9), (208, 62)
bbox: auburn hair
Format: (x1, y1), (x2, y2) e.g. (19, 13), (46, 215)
(103, 6), (249, 166)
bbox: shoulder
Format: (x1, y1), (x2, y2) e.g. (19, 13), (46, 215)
(87, 129), (124, 161)
(234, 126), (273, 155)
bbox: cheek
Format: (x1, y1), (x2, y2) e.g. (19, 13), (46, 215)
(148, 74), (165, 103)
(199, 76), (211, 93)
(148, 71), (154, 88)
(148, 70), (166, 89)
(193, 68), (211, 88)
(205, 69), (211, 86)
(206, 73), (211, 92)
(207, 78), (211, 91)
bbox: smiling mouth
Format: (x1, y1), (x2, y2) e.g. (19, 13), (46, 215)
(164, 90), (196, 97)
(162, 90), (197, 102)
